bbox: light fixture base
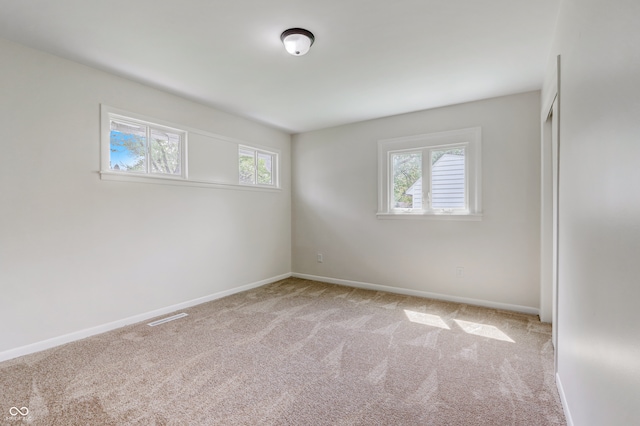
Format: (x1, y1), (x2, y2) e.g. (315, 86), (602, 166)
(280, 28), (315, 56)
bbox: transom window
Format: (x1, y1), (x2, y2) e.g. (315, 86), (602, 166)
(100, 105), (281, 191)
(107, 114), (185, 178)
(239, 146), (277, 187)
(378, 128), (481, 219)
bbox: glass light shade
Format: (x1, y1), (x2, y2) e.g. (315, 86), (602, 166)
(281, 28), (315, 56)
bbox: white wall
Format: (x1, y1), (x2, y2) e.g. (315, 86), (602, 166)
(543, 0), (640, 424)
(292, 92), (541, 311)
(0, 38), (291, 355)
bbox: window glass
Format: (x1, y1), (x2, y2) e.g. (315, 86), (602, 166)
(149, 128), (182, 175)
(431, 148), (465, 210)
(391, 152), (422, 209)
(109, 116), (184, 177)
(239, 148), (256, 184)
(257, 152), (273, 185)
(109, 120), (146, 172)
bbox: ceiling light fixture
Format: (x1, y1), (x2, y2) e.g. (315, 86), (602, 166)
(280, 28), (315, 56)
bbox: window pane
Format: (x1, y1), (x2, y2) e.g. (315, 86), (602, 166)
(391, 152), (422, 209)
(110, 120), (146, 172)
(257, 152), (273, 185)
(149, 128), (181, 175)
(239, 148), (255, 184)
(431, 148), (465, 209)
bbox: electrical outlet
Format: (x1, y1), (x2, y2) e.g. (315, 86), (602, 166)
(455, 266), (464, 277)
(317, 253), (323, 263)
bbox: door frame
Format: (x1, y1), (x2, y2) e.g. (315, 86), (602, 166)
(540, 55), (561, 370)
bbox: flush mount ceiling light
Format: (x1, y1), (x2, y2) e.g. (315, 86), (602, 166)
(280, 28), (315, 56)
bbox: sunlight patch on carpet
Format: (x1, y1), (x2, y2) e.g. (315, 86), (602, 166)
(453, 319), (515, 343)
(404, 310), (450, 329)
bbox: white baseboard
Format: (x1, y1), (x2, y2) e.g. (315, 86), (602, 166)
(292, 273), (540, 316)
(0, 273), (291, 363)
(556, 372), (574, 426)
(1, 272), (539, 364)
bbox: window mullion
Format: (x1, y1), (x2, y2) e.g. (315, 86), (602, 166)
(145, 125), (151, 174)
(424, 147), (432, 213)
(388, 152), (394, 211)
(254, 150), (259, 185)
(465, 145), (470, 211)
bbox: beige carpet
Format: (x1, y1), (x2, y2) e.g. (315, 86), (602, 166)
(0, 278), (565, 425)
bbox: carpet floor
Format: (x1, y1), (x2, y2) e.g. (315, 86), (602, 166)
(0, 278), (566, 425)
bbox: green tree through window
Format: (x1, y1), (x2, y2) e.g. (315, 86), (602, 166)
(110, 119), (183, 176)
(392, 152), (422, 208)
(239, 146), (276, 186)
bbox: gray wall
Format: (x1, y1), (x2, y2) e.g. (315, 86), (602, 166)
(543, 0), (640, 424)
(292, 92), (541, 310)
(0, 38), (292, 355)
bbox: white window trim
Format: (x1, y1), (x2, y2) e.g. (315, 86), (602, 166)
(99, 105), (281, 191)
(101, 105), (187, 180)
(377, 127), (482, 220)
(238, 144), (280, 188)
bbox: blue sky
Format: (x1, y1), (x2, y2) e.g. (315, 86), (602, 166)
(110, 131), (144, 169)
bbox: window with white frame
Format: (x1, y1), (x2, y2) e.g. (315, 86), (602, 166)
(104, 111), (186, 178)
(238, 146), (278, 187)
(101, 105), (281, 191)
(378, 127), (481, 219)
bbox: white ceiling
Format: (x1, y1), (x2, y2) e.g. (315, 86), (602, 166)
(0, 0), (560, 133)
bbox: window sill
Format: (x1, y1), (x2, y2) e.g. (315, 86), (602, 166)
(100, 171), (281, 192)
(376, 212), (483, 221)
